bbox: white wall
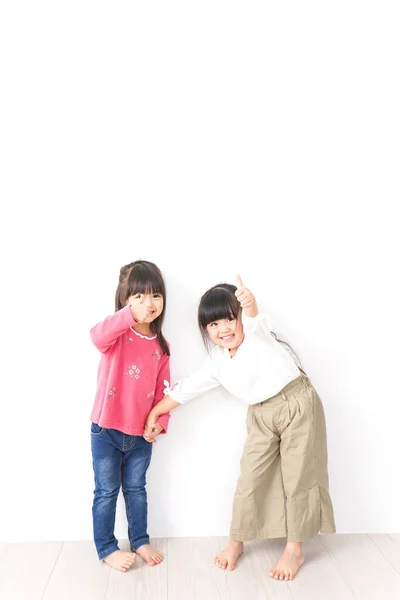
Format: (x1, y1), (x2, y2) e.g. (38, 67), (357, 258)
(1, 1), (399, 542)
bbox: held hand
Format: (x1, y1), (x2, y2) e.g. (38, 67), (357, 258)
(145, 409), (158, 430)
(143, 422), (163, 443)
(235, 275), (256, 309)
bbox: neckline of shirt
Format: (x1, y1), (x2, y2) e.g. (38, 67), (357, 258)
(130, 326), (157, 341)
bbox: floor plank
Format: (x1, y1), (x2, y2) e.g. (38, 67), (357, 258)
(167, 536), (230, 600)
(0, 542), (62, 600)
(1, 535), (399, 600)
(105, 538), (168, 600)
(321, 533), (400, 600)
(42, 540), (109, 600)
(218, 536), (293, 600)
(368, 534), (400, 574)
(269, 536), (355, 600)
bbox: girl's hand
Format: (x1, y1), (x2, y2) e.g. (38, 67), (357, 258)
(145, 409), (159, 431)
(235, 275), (258, 317)
(127, 295), (154, 323)
(144, 422), (163, 443)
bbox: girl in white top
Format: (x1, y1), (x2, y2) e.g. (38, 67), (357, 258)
(145, 276), (335, 581)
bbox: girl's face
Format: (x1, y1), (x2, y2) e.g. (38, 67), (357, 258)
(126, 292), (164, 323)
(206, 316), (244, 351)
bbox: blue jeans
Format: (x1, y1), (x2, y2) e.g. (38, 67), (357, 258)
(91, 423), (152, 560)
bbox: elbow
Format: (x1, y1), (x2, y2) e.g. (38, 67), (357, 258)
(90, 331), (107, 353)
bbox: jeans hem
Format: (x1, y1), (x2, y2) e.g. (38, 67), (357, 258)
(98, 544), (120, 561)
(130, 537), (150, 551)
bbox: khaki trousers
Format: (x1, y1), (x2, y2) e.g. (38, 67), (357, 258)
(230, 375), (336, 542)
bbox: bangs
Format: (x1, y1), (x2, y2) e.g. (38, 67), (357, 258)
(127, 263), (165, 297)
(198, 287), (239, 329)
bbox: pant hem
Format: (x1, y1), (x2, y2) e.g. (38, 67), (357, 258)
(130, 537), (150, 551)
(320, 525), (336, 534)
(231, 526), (336, 543)
(230, 529), (288, 542)
(287, 530), (320, 542)
(98, 544), (120, 561)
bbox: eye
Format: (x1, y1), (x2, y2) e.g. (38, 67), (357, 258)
(207, 322), (217, 328)
(227, 317), (235, 323)
(153, 293), (161, 298)
(134, 293), (142, 299)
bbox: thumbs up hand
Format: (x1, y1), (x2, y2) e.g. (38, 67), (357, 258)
(235, 275), (258, 317)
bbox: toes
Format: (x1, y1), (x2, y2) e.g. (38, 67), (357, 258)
(148, 552), (163, 565)
(227, 561), (236, 571)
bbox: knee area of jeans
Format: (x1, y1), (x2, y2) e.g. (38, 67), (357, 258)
(122, 484), (146, 493)
(94, 486), (120, 498)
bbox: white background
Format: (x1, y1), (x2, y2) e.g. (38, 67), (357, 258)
(0, 1), (399, 542)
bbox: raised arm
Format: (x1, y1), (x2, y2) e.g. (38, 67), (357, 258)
(90, 305), (135, 353)
(235, 275), (275, 340)
(235, 274), (259, 318)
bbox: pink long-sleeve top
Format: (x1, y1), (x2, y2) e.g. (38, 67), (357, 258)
(90, 305), (170, 436)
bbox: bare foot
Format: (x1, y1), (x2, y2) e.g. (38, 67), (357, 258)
(136, 544), (163, 566)
(214, 540), (243, 571)
(269, 542), (304, 581)
(104, 550), (136, 572)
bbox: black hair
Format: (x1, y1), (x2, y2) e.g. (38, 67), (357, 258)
(198, 283), (242, 349)
(115, 260), (170, 356)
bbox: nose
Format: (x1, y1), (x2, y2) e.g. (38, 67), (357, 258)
(144, 295), (154, 308)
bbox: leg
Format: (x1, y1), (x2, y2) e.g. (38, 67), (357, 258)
(215, 406), (285, 571)
(122, 436), (162, 566)
(269, 542), (305, 581)
(91, 425), (136, 572)
(280, 381), (335, 541)
(270, 380), (335, 581)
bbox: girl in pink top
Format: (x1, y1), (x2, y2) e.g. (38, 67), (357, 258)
(90, 260), (170, 572)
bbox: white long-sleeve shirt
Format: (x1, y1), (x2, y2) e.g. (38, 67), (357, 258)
(169, 313), (301, 406)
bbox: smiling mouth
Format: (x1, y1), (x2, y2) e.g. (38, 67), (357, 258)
(220, 334), (235, 341)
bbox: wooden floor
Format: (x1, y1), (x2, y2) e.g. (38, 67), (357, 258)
(1, 534), (400, 600)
